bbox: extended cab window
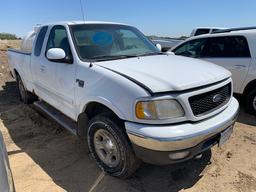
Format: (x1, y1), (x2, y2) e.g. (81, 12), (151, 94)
(173, 38), (207, 58)
(46, 25), (73, 62)
(202, 36), (251, 58)
(34, 26), (48, 56)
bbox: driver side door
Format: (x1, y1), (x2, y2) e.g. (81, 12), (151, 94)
(43, 25), (77, 119)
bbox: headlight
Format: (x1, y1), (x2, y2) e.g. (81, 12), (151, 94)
(135, 99), (184, 120)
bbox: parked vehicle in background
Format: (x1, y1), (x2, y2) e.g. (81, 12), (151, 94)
(8, 21), (239, 178)
(172, 27), (256, 114)
(0, 130), (15, 192)
(152, 39), (183, 52)
(190, 27), (226, 37)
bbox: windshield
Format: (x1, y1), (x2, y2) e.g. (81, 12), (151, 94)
(69, 24), (161, 61)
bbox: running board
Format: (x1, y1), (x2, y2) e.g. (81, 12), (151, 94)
(33, 101), (77, 135)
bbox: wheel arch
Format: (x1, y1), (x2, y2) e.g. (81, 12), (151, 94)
(243, 79), (256, 96)
(77, 100), (126, 139)
(13, 69), (29, 90)
(80, 98), (126, 120)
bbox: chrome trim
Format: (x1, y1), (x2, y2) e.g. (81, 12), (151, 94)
(189, 83), (231, 117)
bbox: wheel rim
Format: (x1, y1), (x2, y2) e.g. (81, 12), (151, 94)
(253, 96), (256, 111)
(93, 129), (121, 167)
(18, 80), (26, 101)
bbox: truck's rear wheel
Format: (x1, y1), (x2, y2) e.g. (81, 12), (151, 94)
(87, 115), (141, 179)
(16, 75), (37, 104)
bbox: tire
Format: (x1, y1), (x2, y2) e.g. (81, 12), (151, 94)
(87, 115), (141, 178)
(245, 88), (256, 115)
(16, 75), (37, 104)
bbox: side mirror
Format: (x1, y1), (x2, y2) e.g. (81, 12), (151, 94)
(46, 48), (66, 60)
(156, 43), (162, 51)
(46, 48), (67, 63)
(166, 51), (175, 55)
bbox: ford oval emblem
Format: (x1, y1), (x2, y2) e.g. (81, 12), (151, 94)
(212, 94), (222, 103)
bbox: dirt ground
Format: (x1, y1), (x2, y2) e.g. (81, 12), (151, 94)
(1, 41), (256, 192)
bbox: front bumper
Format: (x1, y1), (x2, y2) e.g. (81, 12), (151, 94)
(125, 97), (239, 164)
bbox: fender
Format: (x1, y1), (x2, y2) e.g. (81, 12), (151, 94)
(79, 96), (127, 120)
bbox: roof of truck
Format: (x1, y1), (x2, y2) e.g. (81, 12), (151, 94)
(40, 21), (131, 27)
(192, 27), (226, 30)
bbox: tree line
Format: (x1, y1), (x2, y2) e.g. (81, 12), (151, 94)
(0, 33), (21, 40)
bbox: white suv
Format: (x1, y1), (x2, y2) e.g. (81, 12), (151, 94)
(172, 27), (256, 114)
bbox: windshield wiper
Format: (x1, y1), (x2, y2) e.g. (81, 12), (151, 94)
(88, 55), (138, 61)
(137, 52), (166, 57)
(87, 52), (165, 61)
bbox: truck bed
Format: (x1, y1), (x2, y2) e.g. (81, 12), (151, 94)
(7, 48), (32, 87)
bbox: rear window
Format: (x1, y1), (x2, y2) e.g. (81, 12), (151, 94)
(194, 29), (210, 36)
(202, 36), (251, 58)
(34, 26), (48, 56)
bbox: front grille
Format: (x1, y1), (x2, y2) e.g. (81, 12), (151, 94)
(189, 83), (231, 116)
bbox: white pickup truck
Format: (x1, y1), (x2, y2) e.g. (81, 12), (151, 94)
(8, 21), (239, 178)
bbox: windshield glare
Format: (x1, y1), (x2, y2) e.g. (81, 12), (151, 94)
(70, 24), (160, 61)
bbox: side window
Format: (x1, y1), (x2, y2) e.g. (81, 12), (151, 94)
(173, 38), (207, 58)
(202, 37), (225, 57)
(34, 26), (48, 56)
(226, 36), (251, 57)
(202, 36), (251, 58)
(46, 25), (73, 62)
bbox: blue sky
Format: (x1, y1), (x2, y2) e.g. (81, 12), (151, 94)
(1, 0), (256, 37)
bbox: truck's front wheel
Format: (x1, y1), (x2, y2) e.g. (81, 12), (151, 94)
(245, 88), (256, 115)
(87, 115), (141, 178)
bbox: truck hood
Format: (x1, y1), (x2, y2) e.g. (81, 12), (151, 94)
(96, 55), (231, 93)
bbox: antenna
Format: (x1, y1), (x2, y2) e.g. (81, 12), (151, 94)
(79, 0), (86, 22)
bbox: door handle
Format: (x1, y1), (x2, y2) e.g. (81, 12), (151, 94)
(40, 65), (46, 72)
